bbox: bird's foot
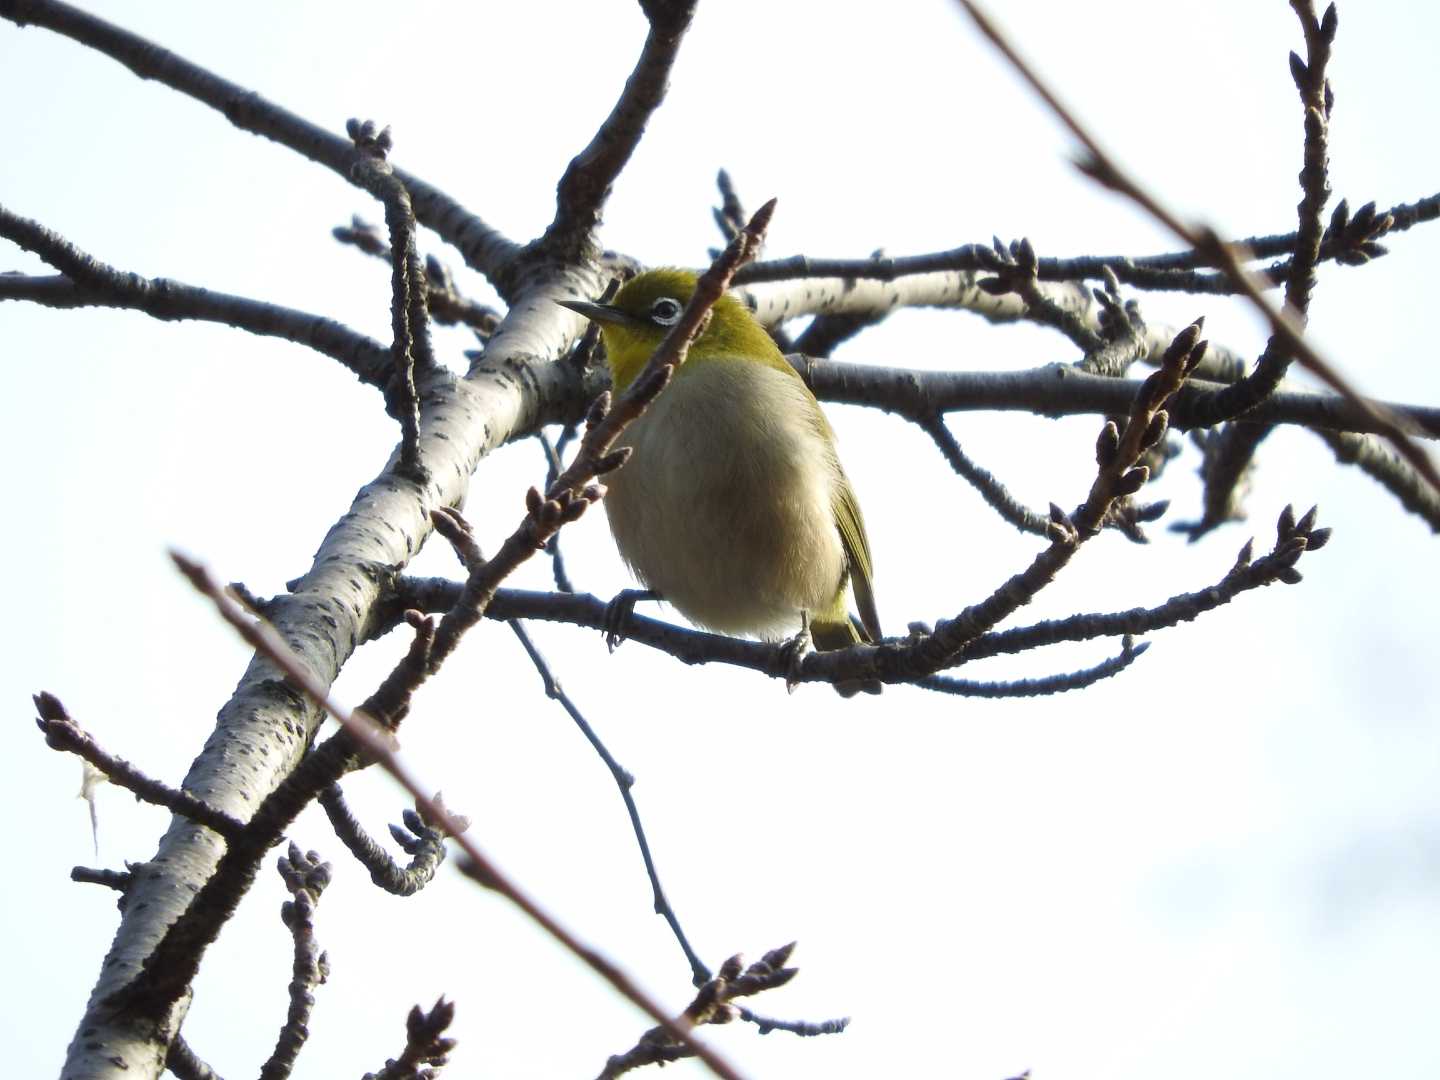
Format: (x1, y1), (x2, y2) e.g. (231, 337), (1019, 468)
(775, 617), (814, 694)
(603, 589), (658, 652)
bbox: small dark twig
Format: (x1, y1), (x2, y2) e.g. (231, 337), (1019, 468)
(362, 998), (457, 1080)
(33, 692), (245, 841)
(1171, 423), (1267, 540)
(977, 236), (1104, 354)
(1174, 2), (1336, 510)
(952, 507), (1331, 666)
(333, 216), (501, 336)
(0, 207), (392, 387)
(346, 120), (432, 477)
(166, 1035), (226, 1080)
(737, 1007), (850, 1037)
(1316, 429), (1440, 531)
(542, 0), (699, 257)
(318, 786), (450, 897)
(508, 617), (710, 984)
(71, 865), (133, 892)
(712, 168), (746, 244)
(538, 429), (577, 593)
(359, 609), (437, 732)
(597, 944), (816, 1080)
(259, 844), (332, 1080)
(914, 413), (1050, 536)
(916, 636), (1149, 696)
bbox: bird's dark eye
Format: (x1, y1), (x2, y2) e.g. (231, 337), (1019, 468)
(649, 297), (683, 326)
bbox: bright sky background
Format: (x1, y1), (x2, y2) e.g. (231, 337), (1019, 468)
(3, 2), (1438, 1078)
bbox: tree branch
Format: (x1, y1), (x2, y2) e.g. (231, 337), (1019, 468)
(0, 207), (392, 388)
(0, 0), (521, 287)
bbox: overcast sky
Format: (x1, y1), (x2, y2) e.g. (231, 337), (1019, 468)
(3, 2), (1438, 1078)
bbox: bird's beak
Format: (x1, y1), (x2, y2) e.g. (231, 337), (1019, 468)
(556, 298), (645, 327)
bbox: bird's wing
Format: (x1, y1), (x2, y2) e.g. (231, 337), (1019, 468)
(832, 476), (881, 642)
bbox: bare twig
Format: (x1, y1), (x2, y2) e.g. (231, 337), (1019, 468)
(71, 866), (133, 893)
(597, 944), (820, 1080)
(541, 0), (699, 257)
(915, 636), (1149, 697)
(914, 413), (1051, 536)
(166, 1036), (226, 1080)
(507, 617), (710, 984)
(538, 429), (578, 593)
(0, 207), (392, 387)
(737, 1007), (850, 1037)
(318, 787), (449, 897)
(333, 218), (501, 336)
(0, 0), (522, 286)
(1174, 1), (1337, 526)
(258, 845), (332, 1080)
(361, 998), (457, 1080)
(346, 120), (435, 476)
(1315, 429), (1440, 531)
(33, 692), (245, 841)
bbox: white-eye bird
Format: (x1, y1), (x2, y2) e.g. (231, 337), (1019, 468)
(560, 268), (881, 695)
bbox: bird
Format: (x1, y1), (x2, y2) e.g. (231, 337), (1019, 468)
(559, 268), (881, 695)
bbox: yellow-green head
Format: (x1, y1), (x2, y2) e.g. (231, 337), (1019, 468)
(558, 268), (794, 392)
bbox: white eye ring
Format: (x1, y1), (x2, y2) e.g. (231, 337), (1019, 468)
(649, 297), (683, 325)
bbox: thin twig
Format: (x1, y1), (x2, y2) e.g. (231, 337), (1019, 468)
(318, 786), (449, 897)
(538, 429), (578, 593)
(915, 636), (1149, 697)
(166, 1035), (227, 1080)
(361, 998), (456, 1080)
(258, 844), (332, 1080)
(0, 0), (522, 286)
(596, 945), (808, 1080)
(508, 617), (710, 984)
(346, 120), (433, 477)
(1315, 429), (1440, 531)
(333, 217), (501, 336)
(541, 0), (698, 257)
(914, 413), (1050, 536)
(1175, 1), (1336, 522)
(0, 208), (392, 387)
(33, 692), (246, 841)
(71, 866), (133, 892)
(737, 1007), (850, 1037)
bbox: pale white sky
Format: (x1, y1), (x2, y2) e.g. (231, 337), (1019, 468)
(3, 3), (1438, 1078)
